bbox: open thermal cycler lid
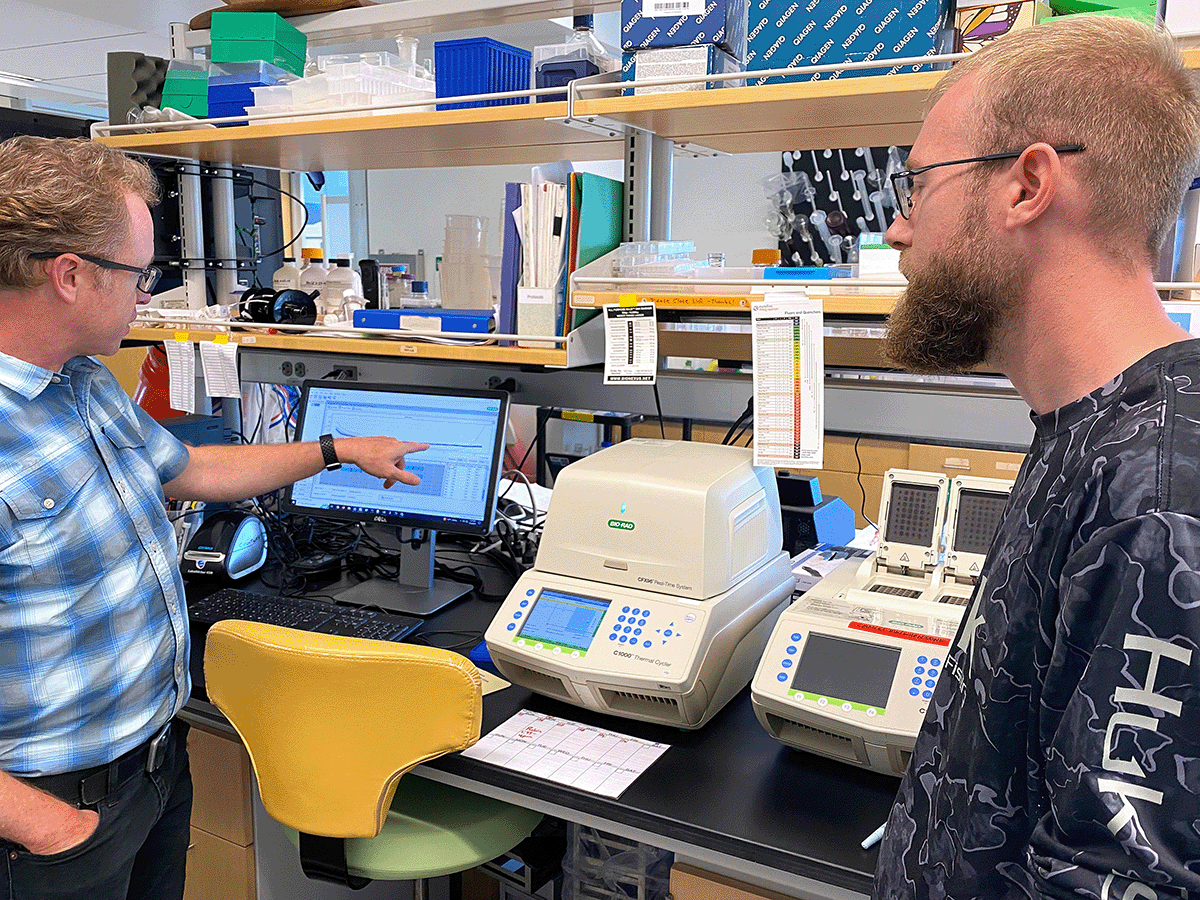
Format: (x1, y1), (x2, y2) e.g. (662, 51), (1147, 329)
(939, 474), (1012, 585)
(533, 438), (783, 600)
(872, 469), (949, 579)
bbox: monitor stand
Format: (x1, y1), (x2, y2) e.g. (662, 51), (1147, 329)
(333, 528), (470, 616)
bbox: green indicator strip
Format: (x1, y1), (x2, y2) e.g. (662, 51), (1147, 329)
(787, 689), (885, 715)
(512, 637), (587, 657)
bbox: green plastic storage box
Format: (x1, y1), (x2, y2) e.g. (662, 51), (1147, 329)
(210, 11), (307, 77)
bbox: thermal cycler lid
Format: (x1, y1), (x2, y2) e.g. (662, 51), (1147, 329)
(534, 439), (783, 600)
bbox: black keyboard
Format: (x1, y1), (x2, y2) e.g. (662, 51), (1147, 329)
(188, 588), (423, 643)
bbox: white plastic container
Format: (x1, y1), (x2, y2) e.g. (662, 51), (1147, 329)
(324, 258), (362, 305)
(692, 266), (764, 295)
(300, 254), (329, 311)
(271, 256), (301, 291)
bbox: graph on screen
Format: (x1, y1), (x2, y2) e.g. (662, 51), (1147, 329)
(286, 383), (509, 532)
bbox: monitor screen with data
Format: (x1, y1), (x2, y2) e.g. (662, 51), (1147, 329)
(284, 381), (509, 536)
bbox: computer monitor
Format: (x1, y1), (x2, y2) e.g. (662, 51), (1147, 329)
(285, 380), (510, 615)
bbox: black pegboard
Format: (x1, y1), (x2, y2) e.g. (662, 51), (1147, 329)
(774, 145), (911, 267)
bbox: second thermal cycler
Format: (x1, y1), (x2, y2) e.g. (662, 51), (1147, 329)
(751, 470), (1012, 775)
(485, 439), (796, 729)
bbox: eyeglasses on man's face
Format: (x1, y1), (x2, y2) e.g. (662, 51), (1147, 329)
(29, 251), (162, 294)
(889, 144), (1086, 220)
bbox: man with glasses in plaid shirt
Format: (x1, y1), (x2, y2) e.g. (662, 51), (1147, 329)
(873, 15), (1200, 900)
(0, 136), (429, 900)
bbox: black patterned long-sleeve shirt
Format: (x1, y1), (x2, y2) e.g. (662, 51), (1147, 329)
(874, 340), (1200, 900)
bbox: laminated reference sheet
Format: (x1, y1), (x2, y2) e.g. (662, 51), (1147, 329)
(163, 335), (195, 414)
(751, 290), (824, 468)
(603, 303), (658, 384)
(462, 709), (670, 798)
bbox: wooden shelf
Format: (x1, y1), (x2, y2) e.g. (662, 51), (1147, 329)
(97, 102), (624, 170)
(574, 69), (944, 155)
(124, 325), (568, 365)
(97, 74), (940, 168)
(579, 45), (1200, 157)
(97, 49), (1200, 169)
(571, 291), (898, 314)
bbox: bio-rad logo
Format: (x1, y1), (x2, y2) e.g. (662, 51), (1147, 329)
(608, 501), (634, 531)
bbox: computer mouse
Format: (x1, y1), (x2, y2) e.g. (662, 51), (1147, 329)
(183, 510), (268, 581)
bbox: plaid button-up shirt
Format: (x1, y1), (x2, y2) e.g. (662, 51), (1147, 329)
(0, 351), (191, 776)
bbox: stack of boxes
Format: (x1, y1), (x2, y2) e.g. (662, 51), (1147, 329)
(160, 11), (306, 124)
(208, 61), (294, 124)
(745, 0), (956, 85)
(160, 61), (210, 118)
(620, 0), (748, 96)
(618, 0), (958, 94)
(209, 11), (306, 77)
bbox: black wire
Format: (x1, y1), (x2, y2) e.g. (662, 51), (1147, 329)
(408, 629), (483, 651)
(247, 176), (309, 259)
(722, 395), (754, 445)
(168, 165), (309, 261)
(652, 383), (666, 439)
(513, 412), (552, 479)
(853, 435), (879, 530)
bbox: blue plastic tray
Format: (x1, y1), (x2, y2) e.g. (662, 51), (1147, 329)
(434, 37), (531, 110)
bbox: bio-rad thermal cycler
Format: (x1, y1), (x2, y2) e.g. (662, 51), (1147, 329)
(485, 439), (796, 729)
(751, 469), (1011, 775)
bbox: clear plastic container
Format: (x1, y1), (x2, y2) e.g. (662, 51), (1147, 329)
(405, 280), (440, 308)
(692, 265), (764, 294)
(562, 824), (672, 900)
(532, 15), (619, 102)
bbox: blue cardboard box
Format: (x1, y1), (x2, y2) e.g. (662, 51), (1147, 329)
(621, 45), (744, 95)
(621, 0), (749, 58)
(746, 0), (954, 85)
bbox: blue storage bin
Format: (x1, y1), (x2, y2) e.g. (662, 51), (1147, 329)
(434, 37), (531, 110)
(208, 62), (292, 125)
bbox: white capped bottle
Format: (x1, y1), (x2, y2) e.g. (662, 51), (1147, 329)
(325, 258), (362, 302)
(271, 256), (301, 291)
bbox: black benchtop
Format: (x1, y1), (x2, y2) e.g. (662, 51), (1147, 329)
(185, 570), (897, 896)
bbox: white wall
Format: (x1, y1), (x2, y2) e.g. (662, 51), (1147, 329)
(364, 151), (779, 270)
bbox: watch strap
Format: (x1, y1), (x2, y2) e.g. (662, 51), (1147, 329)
(319, 433), (341, 471)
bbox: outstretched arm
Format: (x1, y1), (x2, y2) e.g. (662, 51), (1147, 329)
(162, 436), (429, 501)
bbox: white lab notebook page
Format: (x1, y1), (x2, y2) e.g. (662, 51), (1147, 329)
(461, 709), (670, 798)
(751, 290), (824, 469)
(198, 339), (241, 398)
(163, 338), (196, 414)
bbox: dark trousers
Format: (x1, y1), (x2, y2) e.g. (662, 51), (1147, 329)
(2, 724), (193, 900)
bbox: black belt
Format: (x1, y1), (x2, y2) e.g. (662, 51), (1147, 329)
(20, 722), (176, 808)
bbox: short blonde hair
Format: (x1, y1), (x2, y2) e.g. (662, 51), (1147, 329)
(934, 15), (1200, 263)
(0, 136), (161, 290)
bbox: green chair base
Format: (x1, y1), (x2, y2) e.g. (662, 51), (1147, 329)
(284, 775), (542, 881)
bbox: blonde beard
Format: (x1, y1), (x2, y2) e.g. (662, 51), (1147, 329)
(882, 219), (1024, 374)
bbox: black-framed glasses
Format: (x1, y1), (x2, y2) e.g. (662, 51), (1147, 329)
(29, 251), (162, 294)
(889, 144), (1086, 219)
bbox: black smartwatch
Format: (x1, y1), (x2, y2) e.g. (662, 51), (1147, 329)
(318, 433), (341, 471)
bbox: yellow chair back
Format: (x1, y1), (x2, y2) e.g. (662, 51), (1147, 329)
(204, 619), (483, 839)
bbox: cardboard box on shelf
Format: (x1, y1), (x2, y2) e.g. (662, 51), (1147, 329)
(746, 0), (955, 85)
(670, 862), (797, 900)
(907, 442), (1025, 480)
(620, 0), (748, 56)
(621, 44), (744, 95)
(954, 1), (1052, 53)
